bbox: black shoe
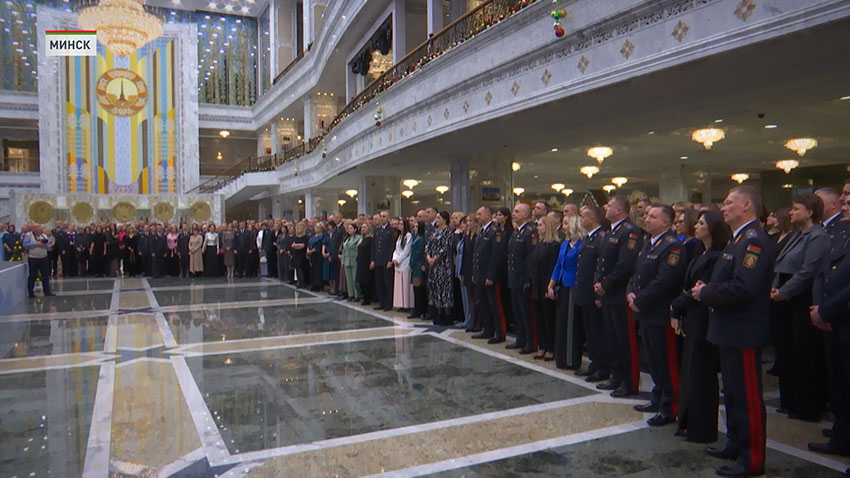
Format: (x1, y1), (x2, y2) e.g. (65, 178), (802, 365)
(585, 371), (610, 383)
(471, 333), (492, 340)
(505, 342), (523, 350)
(518, 348), (535, 355)
(706, 446), (738, 460)
(715, 463), (763, 477)
(823, 428), (833, 438)
(634, 402), (659, 413)
(808, 442), (850, 457)
(408, 314), (421, 319)
(647, 414), (676, 427)
(361, 301), (371, 306)
(373, 306), (384, 310)
(596, 380), (620, 391)
(575, 368), (595, 377)
(487, 337), (506, 344)
(610, 386), (636, 398)
(44, 292), (55, 297)
(776, 408), (790, 415)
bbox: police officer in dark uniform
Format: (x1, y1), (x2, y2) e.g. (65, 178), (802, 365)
(808, 195), (850, 460)
(506, 203), (536, 353)
(472, 206), (501, 342)
(177, 223), (190, 278)
(594, 195), (642, 397)
(235, 222), (248, 277)
(50, 220), (65, 277)
(692, 186), (772, 478)
(627, 204), (686, 427)
(371, 210), (394, 311)
(139, 224), (152, 277)
(574, 205), (609, 382)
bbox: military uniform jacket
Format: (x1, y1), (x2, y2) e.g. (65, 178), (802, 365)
(701, 221), (773, 349)
(372, 224), (394, 266)
(235, 230), (249, 254)
(138, 232), (150, 254)
(472, 222), (499, 285)
(595, 218), (642, 305)
(177, 231), (190, 255)
(574, 227), (605, 307)
(627, 230), (685, 325)
(151, 233), (168, 256)
(507, 221), (537, 290)
(813, 236), (850, 345)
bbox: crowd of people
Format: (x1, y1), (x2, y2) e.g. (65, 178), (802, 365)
(5, 179), (850, 477)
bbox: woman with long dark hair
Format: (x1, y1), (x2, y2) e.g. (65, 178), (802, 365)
(89, 225), (107, 277)
(426, 211), (454, 325)
(203, 223), (220, 277)
(670, 209), (730, 443)
(106, 223), (120, 276)
(408, 221), (427, 318)
(392, 217), (414, 312)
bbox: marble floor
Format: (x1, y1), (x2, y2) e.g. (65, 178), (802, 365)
(1, 278), (848, 478)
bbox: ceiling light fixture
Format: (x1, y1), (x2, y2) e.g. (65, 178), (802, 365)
(78, 0), (163, 57)
(561, 188), (573, 196)
(218, 130), (230, 138)
(764, 124), (778, 129)
(579, 166), (599, 178)
(435, 185), (449, 194)
(611, 177), (628, 188)
(512, 187), (525, 196)
(401, 190), (414, 198)
(840, 95), (850, 100)
(402, 179), (419, 189)
(714, 118), (724, 123)
(731, 173), (749, 184)
(216, 152), (222, 160)
(345, 189), (358, 198)
(775, 159), (799, 174)
(586, 146), (613, 164)
(602, 185), (616, 193)
(551, 148), (559, 152)
(782, 184), (794, 189)
(337, 199), (346, 206)
(691, 127), (725, 150)
(511, 162), (521, 172)
(784, 137), (817, 156)
(551, 183), (565, 192)
(680, 156), (689, 160)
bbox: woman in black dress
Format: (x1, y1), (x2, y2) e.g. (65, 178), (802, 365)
(356, 222), (373, 305)
(89, 225), (107, 277)
(670, 209), (729, 443)
(122, 226), (141, 277)
(106, 223), (120, 276)
(203, 224), (220, 277)
(527, 216), (561, 360)
(290, 223), (309, 288)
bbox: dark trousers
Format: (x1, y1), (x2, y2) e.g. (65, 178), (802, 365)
(510, 288), (533, 348)
(776, 293), (827, 421)
(603, 303), (639, 392)
(582, 301), (610, 374)
(679, 310), (719, 443)
(49, 249), (59, 277)
(825, 340), (850, 452)
(534, 296), (557, 354)
(77, 250), (89, 277)
(28, 256), (52, 295)
(141, 253), (152, 276)
(374, 264), (393, 309)
(236, 252), (247, 277)
(641, 322), (679, 417)
(152, 254), (164, 278)
(359, 282), (372, 304)
(179, 252), (189, 277)
(555, 288), (583, 369)
(719, 346), (766, 473)
(475, 284), (494, 336)
(412, 284), (427, 317)
(486, 284), (506, 339)
(62, 249), (76, 277)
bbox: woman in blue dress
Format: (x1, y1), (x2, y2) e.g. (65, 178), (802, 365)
(307, 222), (328, 292)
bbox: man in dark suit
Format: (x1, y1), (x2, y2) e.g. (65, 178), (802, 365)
(328, 214), (345, 295)
(139, 224), (152, 277)
(808, 195), (850, 461)
(371, 210), (394, 311)
(627, 204), (686, 427)
(574, 205), (609, 382)
(177, 223), (190, 278)
(471, 206), (505, 344)
(594, 195), (642, 398)
(692, 186), (772, 478)
(246, 224), (258, 277)
(506, 203), (536, 354)
(150, 224), (167, 278)
(51, 221), (68, 278)
(235, 222), (247, 277)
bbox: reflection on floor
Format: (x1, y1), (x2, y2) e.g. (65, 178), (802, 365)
(0, 277), (847, 477)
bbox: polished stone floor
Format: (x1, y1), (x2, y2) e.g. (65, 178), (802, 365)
(1, 277), (847, 477)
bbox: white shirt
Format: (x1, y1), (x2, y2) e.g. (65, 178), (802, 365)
(611, 217), (626, 231)
(256, 229), (264, 249)
(733, 220), (756, 240)
(392, 232), (413, 271)
(482, 220), (494, 234)
(824, 212), (842, 229)
(650, 232), (665, 247)
(588, 225), (602, 238)
(204, 232), (219, 247)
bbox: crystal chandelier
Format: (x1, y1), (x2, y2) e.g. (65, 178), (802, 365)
(731, 173), (749, 184)
(512, 187), (525, 196)
(586, 146), (613, 164)
(775, 159), (799, 174)
(611, 177), (628, 188)
(550, 183), (565, 192)
(78, 0), (163, 57)
(784, 138), (817, 156)
(691, 128), (725, 150)
(579, 166), (599, 178)
(602, 185), (616, 193)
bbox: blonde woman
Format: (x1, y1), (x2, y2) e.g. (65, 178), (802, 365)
(547, 212), (588, 368)
(527, 216), (561, 361)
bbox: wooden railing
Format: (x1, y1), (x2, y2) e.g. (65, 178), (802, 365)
(195, 0), (535, 193)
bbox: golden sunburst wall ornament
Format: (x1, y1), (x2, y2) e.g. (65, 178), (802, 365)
(112, 201), (137, 222)
(190, 202), (212, 222)
(96, 69), (148, 116)
(154, 202), (175, 221)
(29, 201), (55, 224)
(72, 202), (94, 223)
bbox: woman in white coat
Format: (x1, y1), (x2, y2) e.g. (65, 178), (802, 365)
(392, 218), (414, 312)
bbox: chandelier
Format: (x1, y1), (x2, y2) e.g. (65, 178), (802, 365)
(691, 128), (725, 150)
(731, 173), (749, 184)
(602, 185), (616, 193)
(401, 190), (414, 198)
(561, 188), (573, 196)
(435, 185), (449, 194)
(579, 166), (599, 178)
(551, 183), (565, 192)
(784, 138), (817, 156)
(611, 177), (628, 188)
(345, 189), (358, 198)
(587, 146), (613, 164)
(775, 159), (799, 174)
(512, 187), (525, 196)
(402, 179), (420, 189)
(78, 0), (163, 57)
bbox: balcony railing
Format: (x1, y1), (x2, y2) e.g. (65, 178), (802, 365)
(195, 0), (535, 193)
(272, 42), (311, 85)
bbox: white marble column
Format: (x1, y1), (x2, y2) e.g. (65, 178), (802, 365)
(270, 120), (280, 156)
(304, 189), (314, 218)
(302, 0), (312, 51)
(659, 164), (689, 204)
(268, 0), (277, 78)
(393, 0), (407, 63)
(427, 0), (443, 35)
(303, 98), (313, 142)
(357, 176), (368, 216)
(450, 158), (469, 213)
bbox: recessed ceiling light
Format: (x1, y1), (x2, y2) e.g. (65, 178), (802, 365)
(764, 124), (778, 129)
(647, 131), (655, 135)
(840, 95), (850, 100)
(714, 118), (724, 123)
(680, 156), (688, 160)
(551, 148), (559, 152)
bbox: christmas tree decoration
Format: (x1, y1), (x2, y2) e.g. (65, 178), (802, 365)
(321, 139), (327, 158)
(550, 5), (567, 38)
(374, 103), (383, 127)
